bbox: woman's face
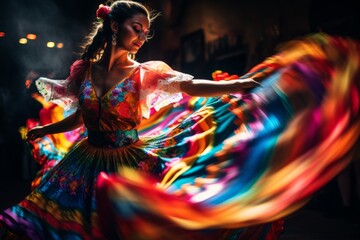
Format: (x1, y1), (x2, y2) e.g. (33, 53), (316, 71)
(116, 13), (150, 54)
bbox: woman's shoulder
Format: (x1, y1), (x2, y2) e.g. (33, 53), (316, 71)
(70, 59), (90, 72)
(140, 60), (172, 72)
(69, 59), (90, 81)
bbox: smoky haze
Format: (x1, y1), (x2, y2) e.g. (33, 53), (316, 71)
(0, 0), (100, 89)
(0, 0), (101, 138)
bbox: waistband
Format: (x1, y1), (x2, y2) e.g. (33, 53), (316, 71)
(87, 129), (139, 148)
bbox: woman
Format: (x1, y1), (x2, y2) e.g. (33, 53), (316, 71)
(0, 1), (261, 239)
(1, 1), (359, 239)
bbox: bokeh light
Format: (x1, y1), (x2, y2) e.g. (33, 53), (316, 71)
(47, 42), (55, 48)
(56, 42), (64, 49)
(19, 38), (28, 44)
(26, 34), (37, 40)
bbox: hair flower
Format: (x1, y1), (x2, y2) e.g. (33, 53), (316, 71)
(96, 4), (111, 22)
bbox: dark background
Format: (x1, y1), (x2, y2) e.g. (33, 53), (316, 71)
(0, 0), (359, 239)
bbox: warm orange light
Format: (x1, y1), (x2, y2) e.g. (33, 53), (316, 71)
(25, 79), (32, 89)
(0, 32), (5, 37)
(56, 42), (64, 48)
(47, 42), (55, 48)
(26, 34), (37, 40)
(19, 38), (28, 44)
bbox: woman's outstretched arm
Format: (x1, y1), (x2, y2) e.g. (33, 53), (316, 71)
(179, 78), (261, 97)
(26, 109), (84, 141)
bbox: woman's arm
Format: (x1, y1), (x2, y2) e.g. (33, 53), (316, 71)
(26, 109), (84, 141)
(179, 78), (261, 97)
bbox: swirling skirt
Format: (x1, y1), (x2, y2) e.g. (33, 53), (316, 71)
(1, 33), (360, 240)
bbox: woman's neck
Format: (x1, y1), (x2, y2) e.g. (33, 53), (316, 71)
(97, 46), (138, 72)
(108, 46), (135, 71)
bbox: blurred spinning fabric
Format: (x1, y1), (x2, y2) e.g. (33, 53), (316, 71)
(1, 33), (359, 240)
(96, 34), (360, 239)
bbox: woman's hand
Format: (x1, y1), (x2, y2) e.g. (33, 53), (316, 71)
(25, 110), (84, 141)
(26, 126), (46, 141)
(235, 78), (262, 92)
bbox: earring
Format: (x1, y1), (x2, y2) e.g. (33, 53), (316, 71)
(112, 31), (117, 46)
(128, 53), (135, 60)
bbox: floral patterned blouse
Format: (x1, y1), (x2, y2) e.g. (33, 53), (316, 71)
(36, 60), (193, 133)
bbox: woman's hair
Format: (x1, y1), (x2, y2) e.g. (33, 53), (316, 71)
(81, 0), (159, 62)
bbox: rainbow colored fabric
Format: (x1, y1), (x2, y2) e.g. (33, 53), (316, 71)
(97, 34), (360, 239)
(0, 33), (359, 240)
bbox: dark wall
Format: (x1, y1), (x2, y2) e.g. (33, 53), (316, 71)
(143, 0), (359, 77)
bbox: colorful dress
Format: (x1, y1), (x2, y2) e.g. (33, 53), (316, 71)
(1, 33), (360, 240)
(24, 93), (87, 190)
